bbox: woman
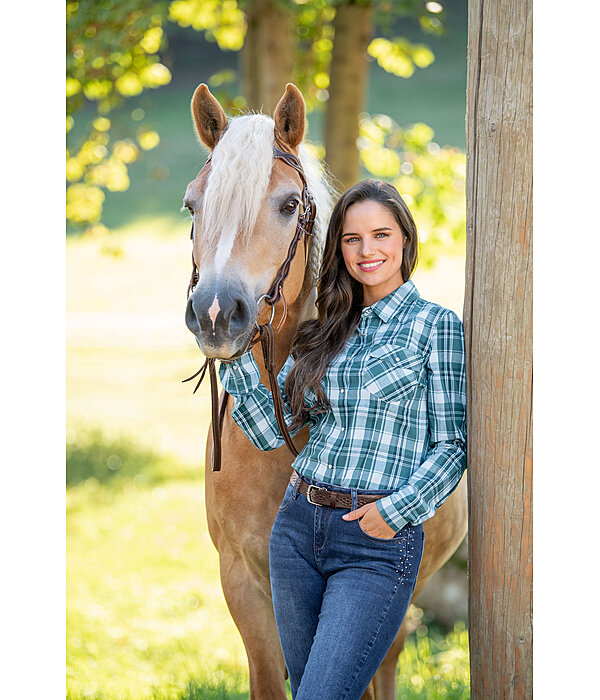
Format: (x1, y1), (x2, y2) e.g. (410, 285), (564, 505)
(218, 179), (466, 699)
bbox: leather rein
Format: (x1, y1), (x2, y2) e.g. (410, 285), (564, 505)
(183, 144), (317, 472)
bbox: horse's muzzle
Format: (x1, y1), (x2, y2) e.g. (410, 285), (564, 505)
(185, 279), (255, 357)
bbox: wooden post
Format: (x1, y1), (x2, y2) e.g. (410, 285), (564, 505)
(464, 0), (532, 697)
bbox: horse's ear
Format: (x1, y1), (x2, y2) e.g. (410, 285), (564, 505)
(273, 83), (306, 149)
(191, 83), (228, 150)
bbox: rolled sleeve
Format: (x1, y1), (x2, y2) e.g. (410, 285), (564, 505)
(218, 351), (307, 451)
(219, 349), (263, 395)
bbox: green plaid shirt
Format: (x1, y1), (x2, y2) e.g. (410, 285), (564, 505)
(218, 279), (466, 532)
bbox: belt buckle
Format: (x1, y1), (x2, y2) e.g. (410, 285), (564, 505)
(306, 484), (327, 506)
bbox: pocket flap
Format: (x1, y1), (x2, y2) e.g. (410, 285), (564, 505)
(363, 345), (425, 403)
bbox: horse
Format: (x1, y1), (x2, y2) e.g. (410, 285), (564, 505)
(183, 82), (468, 700)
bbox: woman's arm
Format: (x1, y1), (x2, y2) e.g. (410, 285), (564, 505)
(375, 310), (467, 532)
(218, 350), (308, 451)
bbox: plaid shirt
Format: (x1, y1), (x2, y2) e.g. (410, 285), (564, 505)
(218, 279), (466, 532)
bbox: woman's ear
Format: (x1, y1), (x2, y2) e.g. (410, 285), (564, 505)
(191, 83), (228, 150)
(273, 83), (306, 149)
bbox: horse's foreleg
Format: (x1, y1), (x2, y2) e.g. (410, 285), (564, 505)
(219, 549), (287, 700)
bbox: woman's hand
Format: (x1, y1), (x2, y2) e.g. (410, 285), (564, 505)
(342, 502), (397, 539)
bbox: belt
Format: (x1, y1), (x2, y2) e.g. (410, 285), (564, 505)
(290, 470), (384, 509)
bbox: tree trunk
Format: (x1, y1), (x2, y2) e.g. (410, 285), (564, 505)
(464, 1), (532, 698)
(241, 0), (295, 115)
(325, 2), (373, 191)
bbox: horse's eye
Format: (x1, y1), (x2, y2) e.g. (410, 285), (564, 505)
(281, 199), (299, 215)
(186, 205), (194, 215)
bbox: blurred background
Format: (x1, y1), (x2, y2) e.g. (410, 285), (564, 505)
(66, 1), (469, 698)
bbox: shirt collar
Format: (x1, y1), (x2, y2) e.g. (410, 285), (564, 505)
(361, 278), (420, 323)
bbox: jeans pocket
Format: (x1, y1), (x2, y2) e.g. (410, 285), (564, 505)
(356, 518), (402, 543)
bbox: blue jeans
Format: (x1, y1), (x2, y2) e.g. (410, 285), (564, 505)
(268, 474), (424, 700)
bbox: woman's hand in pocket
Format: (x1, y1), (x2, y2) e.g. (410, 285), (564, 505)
(342, 502), (397, 539)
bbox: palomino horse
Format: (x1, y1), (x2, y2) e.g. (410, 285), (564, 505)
(184, 83), (468, 699)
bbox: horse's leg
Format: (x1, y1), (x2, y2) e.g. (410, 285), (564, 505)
(218, 547), (287, 700)
(359, 683), (376, 700)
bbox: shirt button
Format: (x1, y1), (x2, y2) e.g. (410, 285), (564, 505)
(340, 426), (345, 431)
(364, 308), (371, 315)
(395, 357), (400, 362)
(328, 464), (333, 469)
(340, 388), (344, 393)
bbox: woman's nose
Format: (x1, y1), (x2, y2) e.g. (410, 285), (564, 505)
(360, 238), (375, 256)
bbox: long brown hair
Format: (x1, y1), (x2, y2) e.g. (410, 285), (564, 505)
(284, 179), (419, 431)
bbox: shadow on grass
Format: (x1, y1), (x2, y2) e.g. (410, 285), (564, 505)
(67, 426), (200, 488)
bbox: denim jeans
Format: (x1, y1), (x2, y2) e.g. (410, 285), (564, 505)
(268, 474), (425, 700)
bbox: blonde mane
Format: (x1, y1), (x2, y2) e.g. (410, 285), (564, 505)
(201, 113), (336, 286)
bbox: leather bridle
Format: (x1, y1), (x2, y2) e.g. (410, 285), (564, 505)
(183, 144), (317, 471)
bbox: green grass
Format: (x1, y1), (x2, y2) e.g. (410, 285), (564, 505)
(67, 469), (469, 699)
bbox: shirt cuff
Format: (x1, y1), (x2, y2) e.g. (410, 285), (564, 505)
(218, 350), (262, 396)
(376, 497), (409, 533)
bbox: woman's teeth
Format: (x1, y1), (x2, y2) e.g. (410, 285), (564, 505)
(358, 260), (384, 269)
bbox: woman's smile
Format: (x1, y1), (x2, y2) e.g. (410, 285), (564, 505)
(357, 259), (385, 271)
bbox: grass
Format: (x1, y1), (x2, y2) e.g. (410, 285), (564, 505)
(66, 477), (248, 700)
(66, 469), (469, 699)
(67, 205), (469, 699)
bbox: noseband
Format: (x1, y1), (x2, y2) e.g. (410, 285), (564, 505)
(183, 145), (317, 471)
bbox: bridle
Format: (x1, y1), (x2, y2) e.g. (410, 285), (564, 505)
(183, 144), (317, 471)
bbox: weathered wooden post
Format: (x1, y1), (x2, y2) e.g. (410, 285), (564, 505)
(464, 0), (533, 697)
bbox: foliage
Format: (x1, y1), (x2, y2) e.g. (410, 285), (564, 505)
(368, 37), (435, 78)
(358, 113), (466, 266)
(67, 0), (460, 240)
(66, 0), (172, 228)
(168, 0), (246, 50)
(167, 0), (446, 112)
(292, 0), (336, 111)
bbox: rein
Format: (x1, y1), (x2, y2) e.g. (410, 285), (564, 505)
(183, 144), (317, 471)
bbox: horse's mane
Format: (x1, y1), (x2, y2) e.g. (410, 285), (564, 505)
(201, 113), (337, 286)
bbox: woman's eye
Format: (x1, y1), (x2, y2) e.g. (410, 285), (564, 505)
(281, 199), (299, 215)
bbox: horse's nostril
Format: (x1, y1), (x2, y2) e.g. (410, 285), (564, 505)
(185, 297), (200, 334)
(227, 297), (250, 333)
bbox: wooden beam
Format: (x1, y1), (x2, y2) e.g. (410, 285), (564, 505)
(464, 0), (533, 697)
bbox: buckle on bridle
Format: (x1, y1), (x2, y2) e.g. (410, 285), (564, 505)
(306, 484), (327, 505)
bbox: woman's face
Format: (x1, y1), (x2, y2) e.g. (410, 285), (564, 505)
(340, 199), (406, 306)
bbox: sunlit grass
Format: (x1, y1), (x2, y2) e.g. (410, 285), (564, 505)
(67, 472), (469, 700)
(67, 223), (469, 699)
(67, 477), (249, 700)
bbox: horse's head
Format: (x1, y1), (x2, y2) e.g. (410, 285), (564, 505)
(183, 83), (331, 360)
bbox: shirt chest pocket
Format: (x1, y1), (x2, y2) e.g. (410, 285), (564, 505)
(362, 344), (426, 403)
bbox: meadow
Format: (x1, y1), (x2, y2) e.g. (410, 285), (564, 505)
(66, 220), (469, 699)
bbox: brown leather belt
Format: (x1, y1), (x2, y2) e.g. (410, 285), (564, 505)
(290, 470), (384, 509)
